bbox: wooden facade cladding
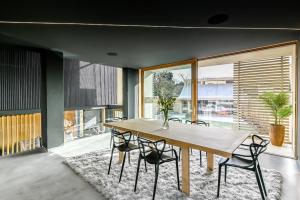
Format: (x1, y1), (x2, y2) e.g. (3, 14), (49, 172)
(0, 113), (41, 156)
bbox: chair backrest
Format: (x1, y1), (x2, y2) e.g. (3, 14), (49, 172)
(137, 137), (166, 161)
(249, 135), (270, 162)
(111, 129), (132, 147)
(168, 117), (181, 122)
(186, 120), (209, 127)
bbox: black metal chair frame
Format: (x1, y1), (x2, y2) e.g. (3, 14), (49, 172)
(217, 135), (270, 200)
(186, 120), (210, 127)
(108, 129), (142, 183)
(108, 117), (128, 148)
(178, 120), (209, 166)
(168, 117), (181, 123)
(134, 137), (180, 200)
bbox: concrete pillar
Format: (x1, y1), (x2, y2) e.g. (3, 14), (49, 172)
(123, 68), (139, 119)
(41, 50), (64, 149)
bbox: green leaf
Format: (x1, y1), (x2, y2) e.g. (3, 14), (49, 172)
(278, 105), (292, 119)
(259, 91), (292, 125)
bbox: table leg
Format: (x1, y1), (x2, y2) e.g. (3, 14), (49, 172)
(207, 153), (214, 171)
(181, 147), (190, 196)
(118, 136), (124, 164)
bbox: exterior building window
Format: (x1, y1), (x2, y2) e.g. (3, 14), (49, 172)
(197, 64), (234, 129)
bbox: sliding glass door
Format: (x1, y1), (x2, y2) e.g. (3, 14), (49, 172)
(197, 64), (234, 129)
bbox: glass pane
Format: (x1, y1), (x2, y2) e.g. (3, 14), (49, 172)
(64, 108), (106, 142)
(144, 64), (192, 122)
(198, 64), (234, 129)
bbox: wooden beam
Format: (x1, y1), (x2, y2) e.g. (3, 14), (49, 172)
(141, 58), (197, 71)
(191, 60), (198, 121)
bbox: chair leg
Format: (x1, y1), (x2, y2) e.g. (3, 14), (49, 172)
(144, 159), (148, 172)
(257, 163), (267, 196)
(254, 167), (266, 200)
(224, 165), (227, 183)
(175, 159), (180, 190)
(199, 151), (202, 167)
(108, 147), (114, 174)
(217, 165), (222, 197)
(153, 164), (160, 200)
(134, 155), (142, 192)
(110, 134), (113, 149)
(190, 148), (193, 155)
(128, 152), (131, 164)
(119, 152), (127, 183)
(171, 146), (174, 157)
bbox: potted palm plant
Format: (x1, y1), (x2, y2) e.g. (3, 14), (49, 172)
(259, 92), (292, 146)
(158, 95), (176, 129)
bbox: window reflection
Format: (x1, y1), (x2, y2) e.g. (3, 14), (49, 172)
(198, 64), (234, 129)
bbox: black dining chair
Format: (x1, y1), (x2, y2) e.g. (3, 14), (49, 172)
(108, 129), (145, 182)
(108, 117), (128, 148)
(186, 119), (210, 127)
(134, 137), (180, 200)
(180, 120), (209, 166)
(168, 117), (181, 123)
(217, 135), (270, 200)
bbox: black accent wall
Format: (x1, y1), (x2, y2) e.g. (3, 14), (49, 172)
(0, 48), (41, 111)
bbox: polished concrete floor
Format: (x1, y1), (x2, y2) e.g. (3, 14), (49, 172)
(0, 133), (299, 200)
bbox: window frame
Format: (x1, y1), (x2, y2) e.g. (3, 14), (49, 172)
(139, 41), (298, 159)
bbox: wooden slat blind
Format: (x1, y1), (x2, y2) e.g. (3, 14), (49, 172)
(0, 113), (41, 156)
(233, 56), (294, 143)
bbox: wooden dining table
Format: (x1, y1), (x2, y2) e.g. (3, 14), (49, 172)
(104, 118), (250, 196)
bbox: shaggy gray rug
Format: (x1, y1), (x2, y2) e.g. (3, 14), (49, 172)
(64, 149), (282, 200)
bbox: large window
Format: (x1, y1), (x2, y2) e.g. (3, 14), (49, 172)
(143, 63), (192, 122)
(198, 64), (234, 129)
(141, 42), (297, 157)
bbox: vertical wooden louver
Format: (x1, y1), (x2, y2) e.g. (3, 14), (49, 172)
(0, 113), (41, 156)
(0, 48), (42, 156)
(233, 56), (294, 143)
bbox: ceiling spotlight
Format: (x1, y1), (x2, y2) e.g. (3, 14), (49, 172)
(106, 52), (118, 56)
(207, 13), (229, 25)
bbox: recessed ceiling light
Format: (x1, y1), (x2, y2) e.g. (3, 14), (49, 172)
(207, 13), (229, 25)
(106, 52), (118, 56)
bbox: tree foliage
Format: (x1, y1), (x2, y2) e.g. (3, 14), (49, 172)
(153, 71), (183, 98)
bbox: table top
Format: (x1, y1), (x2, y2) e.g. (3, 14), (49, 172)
(104, 118), (250, 157)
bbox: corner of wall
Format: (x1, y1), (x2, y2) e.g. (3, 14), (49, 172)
(123, 68), (139, 119)
(297, 37), (300, 161)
